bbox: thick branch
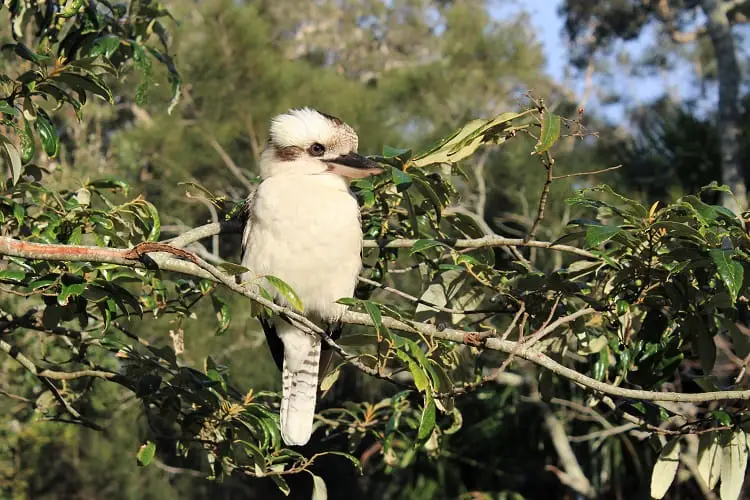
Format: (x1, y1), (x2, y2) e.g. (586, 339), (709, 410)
(4, 236), (750, 404)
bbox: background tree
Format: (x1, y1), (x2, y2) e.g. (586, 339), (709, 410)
(561, 0), (750, 212)
(4, 1), (750, 500)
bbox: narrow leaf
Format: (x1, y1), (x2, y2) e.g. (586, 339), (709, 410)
(409, 239), (449, 256)
(535, 111), (561, 153)
(1, 139), (22, 184)
(417, 393), (436, 441)
(311, 473), (328, 500)
(0, 270), (26, 282)
(34, 109), (59, 158)
(650, 437), (681, 499)
(265, 275), (304, 312)
(271, 475), (290, 496)
(697, 432), (721, 490)
(720, 429), (748, 500)
(320, 366), (341, 391)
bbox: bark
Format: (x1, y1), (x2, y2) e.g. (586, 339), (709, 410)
(701, 0), (747, 211)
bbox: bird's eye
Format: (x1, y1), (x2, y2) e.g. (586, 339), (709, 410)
(308, 143), (326, 157)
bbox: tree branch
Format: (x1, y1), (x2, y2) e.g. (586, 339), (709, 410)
(208, 137), (255, 192)
(5, 235), (750, 404)
(159, 221), (599, 260)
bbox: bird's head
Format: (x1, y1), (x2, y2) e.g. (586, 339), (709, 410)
(259, 108), (384, 180)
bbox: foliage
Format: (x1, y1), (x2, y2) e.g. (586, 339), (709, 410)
(3, 1), (750, 500)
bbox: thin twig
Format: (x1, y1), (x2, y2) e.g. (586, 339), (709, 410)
(358, 276), (513, 315)
(525, 147), (554, 242)
(208, 137), (255, 192)
(551, 165), (623, 180)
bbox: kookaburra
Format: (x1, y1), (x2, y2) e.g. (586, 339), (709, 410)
(241, 108), (383, 446)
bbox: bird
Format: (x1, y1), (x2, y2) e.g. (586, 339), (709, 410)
(240, 108), (383, 446)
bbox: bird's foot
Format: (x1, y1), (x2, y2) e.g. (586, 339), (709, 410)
(324, 320), (343, 341)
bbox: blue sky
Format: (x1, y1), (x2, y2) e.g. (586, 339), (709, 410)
(492, 0), (703, 123)
(508, 0), (567, 82)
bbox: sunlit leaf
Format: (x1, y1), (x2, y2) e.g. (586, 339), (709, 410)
(320, 366), (341, 391)
(311, 473), (328, 500)
(650, 437), (680, 499)
(534, 111), (561, 153)
(136, 441), (156, 467)
(265, 275), (304, 312)
(720, 429), (748, 500)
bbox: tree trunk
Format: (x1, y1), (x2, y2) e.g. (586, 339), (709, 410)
(700, 0), (747, 212)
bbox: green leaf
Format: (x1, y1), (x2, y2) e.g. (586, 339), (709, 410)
(363, 300), (383, 331)
(383, 145), (411, 158)
(13, 204), (24, 225)
(218, 262), (250, 275)
(136, 441), (156, 467)
(140, 200), (161, 241)
(58, 281), (85, 306)
(89, 34), (121, 58)
(211, 294), (231, 335)
(391, 166), (413, 192)
(409, 239), (449, 256)
(59, 0), (84, 17)
(417, 393), (436, 441)
(311, 473), (327, 500)
(411, 111), (525, 168)
(585, 225), (621, 248)
(535, 111), (561, 153)
(712, 410), (732, 427)
(53, 72), (114, 104)
(397, 350), (429, 391)
(0, 104), (18, 116)
(336, 297), (360, 306)
(19, 118), (35, 164)
(12, 43), (50, 64)
(710, 249), (744, 302)
(0, 270), (26, 282)
(34, 109), (59, 158)
(650, 438), (680, 499)
(265, 275), (304, 312)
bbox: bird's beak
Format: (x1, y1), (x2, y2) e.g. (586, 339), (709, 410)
(326, 153), (384, 179)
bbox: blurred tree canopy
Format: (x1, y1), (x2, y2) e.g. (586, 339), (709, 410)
(3, 1), (750, 500)
(561, 0), (750, 212)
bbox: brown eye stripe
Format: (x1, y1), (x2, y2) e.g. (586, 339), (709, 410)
(275, 145), (303, 161)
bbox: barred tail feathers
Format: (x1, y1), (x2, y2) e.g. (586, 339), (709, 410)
(277, 324), (321, 446)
